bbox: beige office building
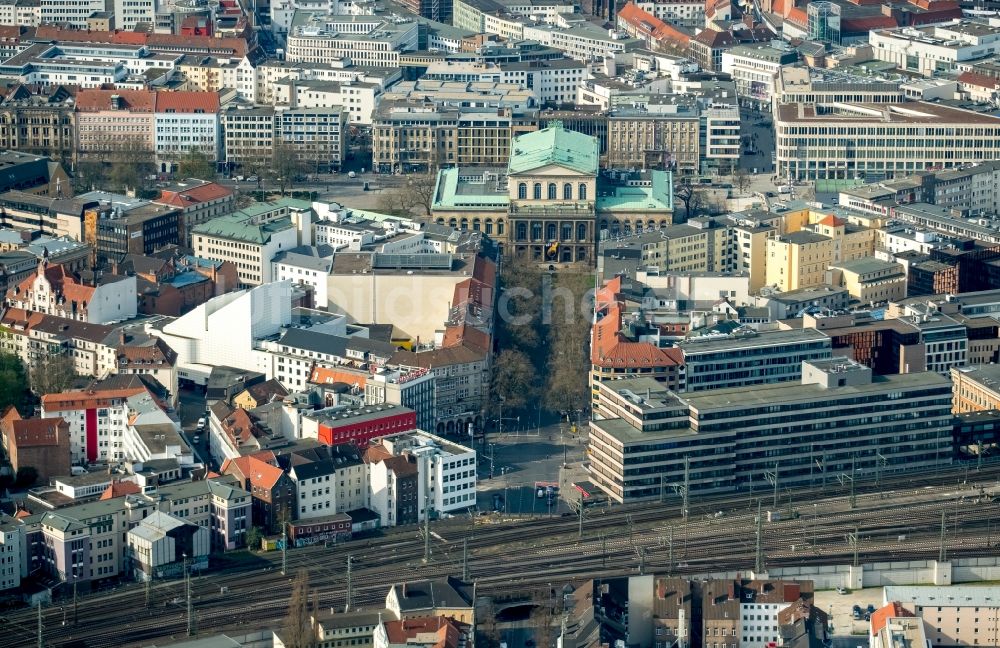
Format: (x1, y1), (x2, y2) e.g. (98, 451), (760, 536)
(775, 101), (1000, 181)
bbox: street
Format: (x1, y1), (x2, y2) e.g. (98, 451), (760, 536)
(475, 422), (590, 516)
(217, 172), (413, 212)
(738, 106), (776, 175)
(178, 386), (211, 469)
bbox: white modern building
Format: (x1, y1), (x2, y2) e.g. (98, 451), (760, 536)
(271, 77), (382, 124)
(149, 281), (293, 385)
(869, 21), (1000, 77)
(0, 516), (23, 592)
(285, 12), (419, 67)
(39, 0), (107, 27)
(114, 0), (158, 31)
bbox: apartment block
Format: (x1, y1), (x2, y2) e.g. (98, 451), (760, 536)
(883, 585), (1000, 647)
(379, 431), (477, 517)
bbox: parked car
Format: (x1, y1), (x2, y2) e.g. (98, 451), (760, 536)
(196, 417), (206, 430)
(246, 175), (259, 183)
(836, 587), (847, 594)
(852, 605), (862, 620)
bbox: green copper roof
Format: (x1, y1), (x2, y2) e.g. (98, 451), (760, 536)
(432, 167), (510, 211)
(596, 170), (674, 212)
(192, 198), (308, 244)
(507, 122), (599, 176)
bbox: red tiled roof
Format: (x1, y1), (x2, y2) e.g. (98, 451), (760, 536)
(99, 480), (141, 500)
(7, 262), (96, 307)
(11, 417), (65, 448)
(310, 366), (368, 388)
(870, 601), (915, 635)
(591, 302), (683, 368)
(383, 616), (463, 648)
(818, 214), (845, 227)
(157, 182), (233, 207)
(42, 387), (147, 411)
(471, 255), (496, 287)
(154, 90), (220, 113)
(841, 16), (898, 32)
(441, 324), (491, 353)
(958, 70), (1000, 90)
(75, 89), (156, 112)
(246, 456), (284, 490)
(363, 445), (393, 464)
(618, 2), (691, 46)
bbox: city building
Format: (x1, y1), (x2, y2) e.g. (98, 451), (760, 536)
(379, 431), (477, 517)
(0, 409), (71, 483)
(285, 12), (419, 68)
(126, 511), (211, 581)
(678, 328), (832, 392)
(882, 585), (1000, 647)
(869, 21), (1000, 77)
(0, 85), (76, 164)
(78, 191), (182, 267)
(191, 199), (314, 287)
(868, 602), (925, 648)
(305, 404), (417, 448)
(153, 91), (221, 173)
(154, 180), (236, 246)
(951, 364), (1000, 414)
(222, 454), (296, 534)
(39, 382), (183, 465)
(6, 259), (137, 324)
(775, 102), (1000, 181)
(276, 106), (347, 173)
(588, 359), (953, 502)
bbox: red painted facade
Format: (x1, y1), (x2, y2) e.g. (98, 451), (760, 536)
(318, 411), (416, 447)
(85, 408), (97, 463)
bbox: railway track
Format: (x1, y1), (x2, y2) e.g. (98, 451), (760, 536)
(7, 463), (999, 647)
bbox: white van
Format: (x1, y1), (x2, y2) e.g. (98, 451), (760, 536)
(777, 185), (793, 194)
(71, 466), (87, 476)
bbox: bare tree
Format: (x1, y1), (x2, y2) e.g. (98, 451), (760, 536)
(492, 349), (537, 412)
(29, 354), (76, 396)
(177, 149), (216, 180)
(283, 569), (314, 648)
(531, 587), (557, 648)
(270, 142), (309, 195)
(376, 172), (438, 217)
(733, 167), (752, 196)
(477, 599), (502, 648)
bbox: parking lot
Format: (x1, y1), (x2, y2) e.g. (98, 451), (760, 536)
(814, 587), (885, 637)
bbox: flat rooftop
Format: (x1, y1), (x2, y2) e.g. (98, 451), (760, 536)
(682, 370), (950, 412)
(678, 327), (829, 354)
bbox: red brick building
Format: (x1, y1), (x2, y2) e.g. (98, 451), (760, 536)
(0, 408), (71, 483)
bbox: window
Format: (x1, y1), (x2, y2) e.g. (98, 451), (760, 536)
(533, 183), (542, 200)
(564, 183), (572, 199)
(548, 183), (557, 199)
(579, 183), (587, 200)
(518, 183), (527, 199)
